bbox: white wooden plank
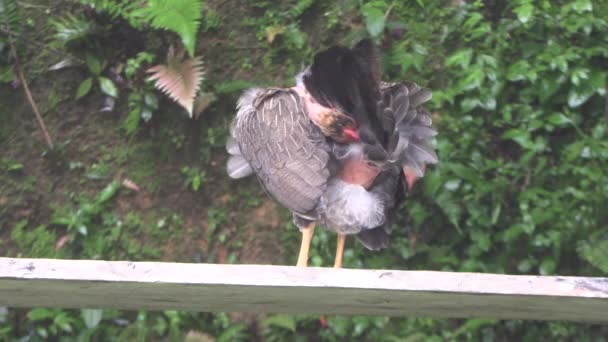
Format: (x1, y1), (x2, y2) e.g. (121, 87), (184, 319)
(0, 257), (607, 322)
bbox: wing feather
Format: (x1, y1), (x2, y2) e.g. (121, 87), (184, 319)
(232, 88), (331, 216)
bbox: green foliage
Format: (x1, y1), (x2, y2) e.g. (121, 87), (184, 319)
(11, 220), (57, 258)
(27, 308), (80, 338)
(181, 166), (206, 191)
(3, 0), (608, 340)
(49, 14), (99, 49)
(0, 0), (20, 82)
(244, 0), (315, 60)
(577, 238), (608, 273)
(79, 0), (145, 29)
(74, 53), (119, 99)
(0, 0), (21, 38)
(51, 180), (120, 237)
(360, 1), (387, 40)
(134, 0), (204, 56)
(125, 84), (158, 134)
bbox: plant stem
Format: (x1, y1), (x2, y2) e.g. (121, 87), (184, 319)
(4, 13), (54, 149)
(604, 82), (608, 123)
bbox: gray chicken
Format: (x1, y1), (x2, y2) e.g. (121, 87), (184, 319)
(226, 40), (437, 267)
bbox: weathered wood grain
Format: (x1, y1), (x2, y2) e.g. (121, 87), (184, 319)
(1, 258), (607, 322)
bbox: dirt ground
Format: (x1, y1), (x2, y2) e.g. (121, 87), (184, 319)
(0, 0), (312, 266)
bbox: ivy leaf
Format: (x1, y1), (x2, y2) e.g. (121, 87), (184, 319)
(361, 2), (386, 38)
(98, 77), (118, 98)
(75, 77), (93, 99)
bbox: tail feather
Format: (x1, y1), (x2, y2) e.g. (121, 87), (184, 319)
(355, 81), (438, 251)
(381, 82), (438, 176)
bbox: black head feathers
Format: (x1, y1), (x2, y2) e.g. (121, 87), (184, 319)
(303, 39), (384, 140)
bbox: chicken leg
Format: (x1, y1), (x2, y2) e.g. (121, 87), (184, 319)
(296, 223), (315, 267)
(333, 234), (346, 268)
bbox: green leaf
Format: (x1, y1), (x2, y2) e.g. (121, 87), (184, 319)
(0, 65), (15, 83)
(539, 259), (556, 275)
(547, 113), (572, 126)
(445, 49), (473, 68)
(284, 25), (306, 49)
(502, 129), (532, 148)
(217, 323), (249, 342)
(192, 175), (201, 191)
(507, 61), (532, 82)
(144, 92), (159, 109)
(361, 2), (386, 38)
(577, 239), (608, 272)
(6, 162), (24, 171)
(99, 77), (118, 98)
(567, 88), (593, 108)
(572, 0), (593, 13)
(95, 181), (120, 205)
(81, 309), (103, 329)
(75, 77), (93, 99)
(514, 3), (534, 24)
(135, 0), (203, 56)
(215, 80), (255, 94)
(263, 314), (296, 332)
(517, 258), (534, 273)
(435, 192), (463, 231)
(124, 108), (142, 135)
(85, 53), (102, 75)
(28, 308), (55, 321)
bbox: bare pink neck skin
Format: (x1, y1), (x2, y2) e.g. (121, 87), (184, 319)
(292, 85), (380, 188)
(339, 159), (381, 189)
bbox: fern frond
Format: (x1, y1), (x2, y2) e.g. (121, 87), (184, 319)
(49, 14), (99, 47)
(0, 0), (22, 36)
(288, 0), (315, 18)
(78, 0), (145, 29)
(147, 47), (204, 116)
(577, 239), (608, 273)
(134, 0), (203, 56)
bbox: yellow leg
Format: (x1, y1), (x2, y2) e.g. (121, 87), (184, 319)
(296, 224), (315, 267)
(334, 234), (346, 268)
